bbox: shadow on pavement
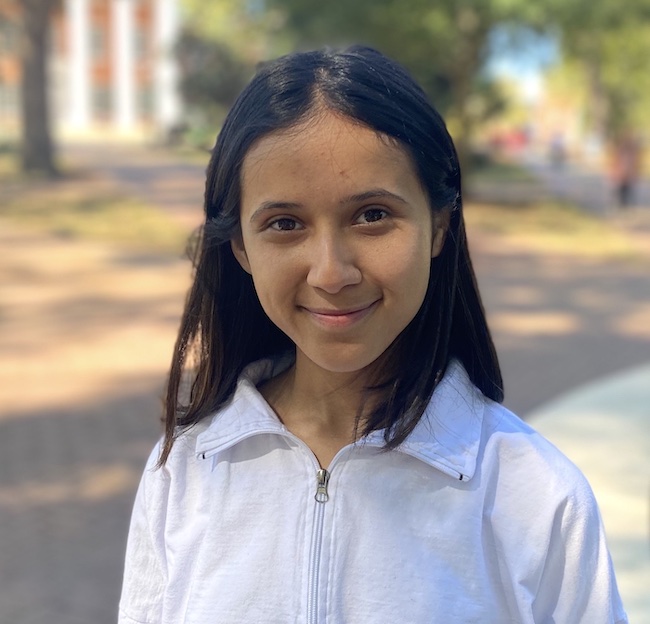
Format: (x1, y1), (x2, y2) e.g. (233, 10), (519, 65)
(0, 380), (163, 624)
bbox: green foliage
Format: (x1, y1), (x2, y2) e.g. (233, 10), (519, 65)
(176, 0), (293, 144)
(177, 0), (650, 152)
(598, 23), (650, 133)
(179, 0), (290, 62)
(265, 0), (548, 164)
(550, 0), (650, 136)
(267, 0), (536, 107)
(176, 30), (252, 120)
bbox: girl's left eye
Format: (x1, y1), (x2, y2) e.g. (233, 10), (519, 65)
(269, 218), (302, 231)
(356, 208), (389, 224)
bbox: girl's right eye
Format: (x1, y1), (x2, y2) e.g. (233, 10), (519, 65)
(269, 218), (301, 231)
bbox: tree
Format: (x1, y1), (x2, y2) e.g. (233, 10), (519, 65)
(175, 29), (252, 137)
(550, 0), (650, 138)
(266, 0), (547, 166)
(14, 0), (58, 175)
(180, 0), (290, 63)
(176, 0), (291, 143)
(181, 0), (650, 165)
(177, 0), (557, 167)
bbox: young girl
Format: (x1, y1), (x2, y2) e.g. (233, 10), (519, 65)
(119, 47), (627, 623)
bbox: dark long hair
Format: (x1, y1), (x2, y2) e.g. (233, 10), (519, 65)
(159, 46), (502, 466)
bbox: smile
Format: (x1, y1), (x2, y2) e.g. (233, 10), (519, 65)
(301, 301), (380, 329)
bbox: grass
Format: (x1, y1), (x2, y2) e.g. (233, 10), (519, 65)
(0, 149), (20, 179)
(464, 201), (641, 260)
(0, 164), (189, 254)
(466, 160), (539, 184)
(167, 143), (213, 166)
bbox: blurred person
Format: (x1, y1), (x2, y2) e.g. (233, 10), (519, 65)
(118, 47), (627, 624)
(549, 131), (567, 169)
(608, 130), (642, 208)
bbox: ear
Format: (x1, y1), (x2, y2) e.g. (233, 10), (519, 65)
(431, 211), (450, 259)
(230, 234), (252, 274)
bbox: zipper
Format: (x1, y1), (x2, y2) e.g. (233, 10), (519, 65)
(307, 468), (330, 624)
(198, 431), (361, 623)
(314, 468), (330, 502)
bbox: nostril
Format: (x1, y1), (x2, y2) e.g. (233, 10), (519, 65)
(307, 261), (362, 293)
(305, 236), (363, 292)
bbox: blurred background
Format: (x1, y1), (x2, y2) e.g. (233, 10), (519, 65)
(0, 1), (648, 622)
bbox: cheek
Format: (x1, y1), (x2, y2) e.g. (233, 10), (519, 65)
(377, 236), (432, 293)
(241, 240), (286, 288)
(246, 255), (298, 318)
(248, 277), (289, 335)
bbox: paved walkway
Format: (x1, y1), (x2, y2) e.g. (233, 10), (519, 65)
(0, 225), (190, 624)
(529, 159), (650, 218)
(529, 363), (650, 623)
(0, 145), (648, 622)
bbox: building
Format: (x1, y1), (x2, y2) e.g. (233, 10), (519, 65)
(0, 0), (182, 141)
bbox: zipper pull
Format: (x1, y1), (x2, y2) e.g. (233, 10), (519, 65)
(314, 468), (330, 503)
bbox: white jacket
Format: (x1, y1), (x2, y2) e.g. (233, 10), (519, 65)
(119, 359), (627, 624)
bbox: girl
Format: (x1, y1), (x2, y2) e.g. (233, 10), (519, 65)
(119, 47), (627, 623)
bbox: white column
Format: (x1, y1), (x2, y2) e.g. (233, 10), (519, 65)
(153, 0), (181, 133)
(65, 0), (91, 130)
(112, 0), (137, 130)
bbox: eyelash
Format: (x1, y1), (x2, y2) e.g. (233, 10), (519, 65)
(356, 207), (389, 224)
(268, 217), (302, 232)
(266, 207), (391, 232)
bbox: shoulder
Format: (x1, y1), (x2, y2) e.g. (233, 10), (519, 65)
(478, 400), (601, 534)
(139, 357), (288, 497)
(137, 420), (214, 505)
(481, 400), (592, 489)
(482, 401), (583, 473)
(478, 402), (628, 622)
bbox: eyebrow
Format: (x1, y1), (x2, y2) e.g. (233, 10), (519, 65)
(248, 188), (408, 223)
(249, 201), (303, 223)
(343, 188), (408, 205)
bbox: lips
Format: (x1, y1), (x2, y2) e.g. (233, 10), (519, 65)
(301, 301), (380, 328)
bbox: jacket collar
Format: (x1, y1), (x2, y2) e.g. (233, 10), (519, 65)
(195, 357), (485, 481)
(361, 361), (485, 481)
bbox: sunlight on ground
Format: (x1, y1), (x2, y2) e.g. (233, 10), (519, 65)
(465, 202), (645, 260)
(613, 303), (650, 340)
(0, 464), (139, 509)
(495, 285), (546, 306)
(0, 223), (191, 417)
(489, 311), (581, 336)
(571, 287), (619, 310)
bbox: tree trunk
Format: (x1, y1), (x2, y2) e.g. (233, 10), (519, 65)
(585, 57), (610, 140)
(20, 0), (57, 176)
(449, 6), (488, 177)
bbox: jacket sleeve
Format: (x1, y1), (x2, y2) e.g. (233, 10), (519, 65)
(118, 442), (168, 624)
(532, 474), (628, 623)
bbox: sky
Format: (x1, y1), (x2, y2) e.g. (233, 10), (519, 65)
(486, 27), (559, 103)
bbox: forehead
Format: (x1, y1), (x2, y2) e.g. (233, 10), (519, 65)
(240, 113), (422, 204)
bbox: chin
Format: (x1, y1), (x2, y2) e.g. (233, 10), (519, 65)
(302, 347), (388, 377)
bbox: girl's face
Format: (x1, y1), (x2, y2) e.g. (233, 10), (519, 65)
(232, 111), (447, 376)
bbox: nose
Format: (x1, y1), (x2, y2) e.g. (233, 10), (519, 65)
(306, 232), (362, 294)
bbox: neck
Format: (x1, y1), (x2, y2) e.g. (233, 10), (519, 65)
(261, 350), (382, 448)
